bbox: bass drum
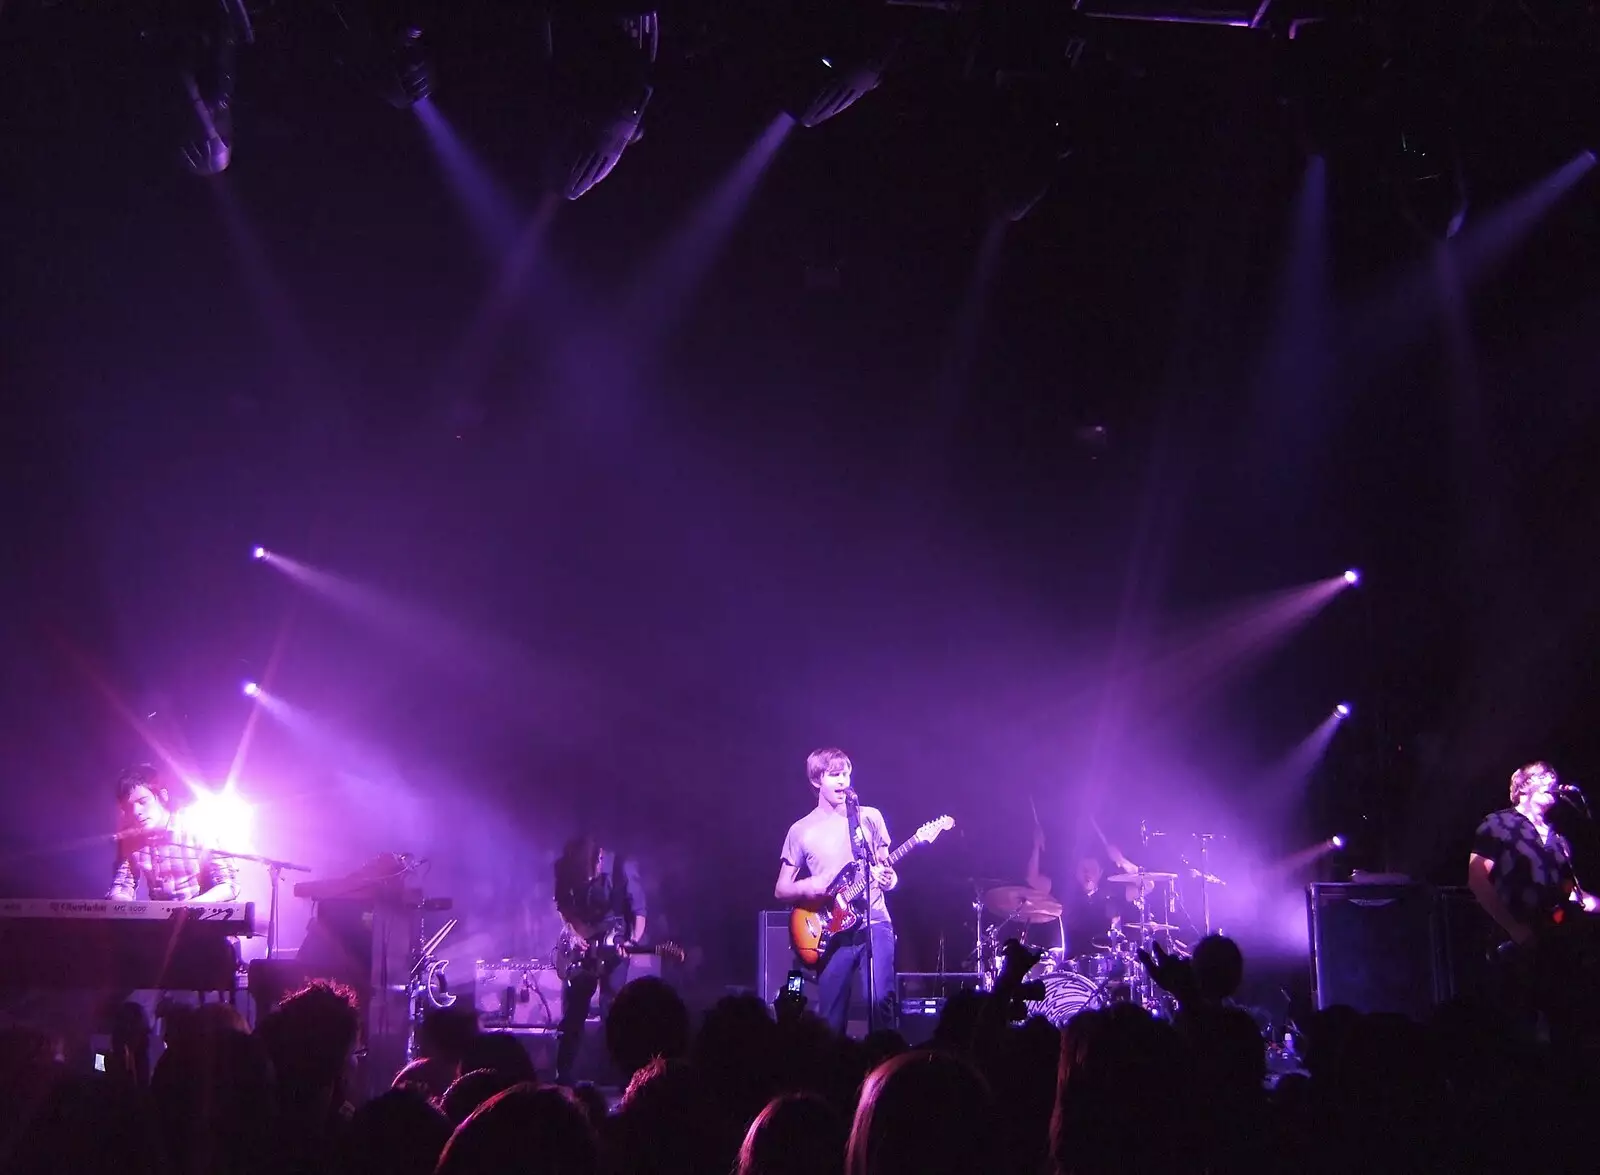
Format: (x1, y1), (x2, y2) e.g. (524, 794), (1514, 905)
(1023, 970), (1106, 1028)
(981, 940), (1056, 992)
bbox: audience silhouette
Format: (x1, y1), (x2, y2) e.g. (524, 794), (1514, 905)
(2, 935), (1597, 1175)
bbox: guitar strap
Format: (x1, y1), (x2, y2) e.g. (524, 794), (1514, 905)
(846, 802), (871, 863)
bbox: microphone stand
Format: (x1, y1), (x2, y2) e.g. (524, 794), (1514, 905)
(217, 849), (313, 959)
(846, 791), (879, 1035)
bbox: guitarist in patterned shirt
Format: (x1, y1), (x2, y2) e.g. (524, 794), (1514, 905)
(1467, 761), (1600, 1044)
(552, 835), (647, 1085)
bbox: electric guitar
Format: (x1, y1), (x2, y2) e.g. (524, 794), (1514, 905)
(788, 815), (955, 967)
(554, 919), (685, 982)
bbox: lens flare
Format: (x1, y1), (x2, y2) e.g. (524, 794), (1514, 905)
(252, 546), (268, 560)
(1334, 703), (1351, 719)
(1330, 835), (1345, 849)
(186, 784), (255, 854)
(243, 681), (260, 698)
(1343, 569), (1361, 586)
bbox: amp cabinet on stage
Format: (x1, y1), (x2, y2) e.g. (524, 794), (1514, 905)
(1307, 882), (1445, 1019)
(896, 972), (980, 1045)
(476, 959), (563, 1029)
(758, 909), (812, 1004)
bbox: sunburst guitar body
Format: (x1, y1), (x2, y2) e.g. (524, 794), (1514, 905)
(788, 815), (954, 967)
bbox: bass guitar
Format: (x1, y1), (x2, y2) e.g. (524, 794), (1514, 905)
(789, 815), (955, 967)
(554, 919), (685, 982)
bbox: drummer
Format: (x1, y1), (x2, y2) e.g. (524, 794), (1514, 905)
(1027, 825), (1136, 957)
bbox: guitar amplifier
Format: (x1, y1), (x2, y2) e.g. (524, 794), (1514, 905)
(1307, 882), (1443, 1018)
(475, 959), (563, 1029)
(758, 909), (812, 1003)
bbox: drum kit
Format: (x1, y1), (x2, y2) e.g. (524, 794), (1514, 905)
(969, 835), (1224, 1028)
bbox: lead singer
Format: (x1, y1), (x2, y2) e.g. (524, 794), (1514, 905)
(775, 747), (897, 1035)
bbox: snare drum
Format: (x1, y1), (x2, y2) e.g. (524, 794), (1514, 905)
(1022, 971), (1105, 1028)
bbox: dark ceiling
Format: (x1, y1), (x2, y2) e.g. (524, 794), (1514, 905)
(3, 1), (1600, 893)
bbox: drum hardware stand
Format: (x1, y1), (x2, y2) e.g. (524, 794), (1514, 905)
(405, 915), (458, 1063)
(971, 882), (986, 986)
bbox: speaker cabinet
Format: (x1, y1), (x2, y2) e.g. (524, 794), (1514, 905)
(1307, 883), (1442, 1019)
(476, 960), (564, 1029)
(758, 909), (813, 1003)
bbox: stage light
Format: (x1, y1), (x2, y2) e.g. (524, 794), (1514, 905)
(1330, 835), (1346, 849)
(1390, 105), (1468, 240)
(381, 27), (435, 108)
(243, 681), (260, 698)
(1343, 568), (1361, 585)
(187, 783), (255, 854)
(1334, 703), (1352, 719)
(983, 80), (1073, 223)
(547, 86), (653, 200)
(792, 57), (881, 128)
(251, 546), (267, 560)
(169, 2), (254, 176)
(539, 9), (659, 200)
(331, 2), (434, 108)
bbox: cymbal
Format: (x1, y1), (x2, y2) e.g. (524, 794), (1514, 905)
(1107, 871), (1177, 884)
(983, 885), (1063, 922)
(1124, 921), (1179, 932)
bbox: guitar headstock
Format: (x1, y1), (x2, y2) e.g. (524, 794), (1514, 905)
(916, 816), (955, 844)
(656, 942), (686, 965)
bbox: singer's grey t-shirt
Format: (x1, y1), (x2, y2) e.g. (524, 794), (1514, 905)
(780, 805), (893, 925)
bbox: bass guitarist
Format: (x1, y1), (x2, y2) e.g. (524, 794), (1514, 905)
(775, 747), (897, 1034)
(553, 835), (647, 1085)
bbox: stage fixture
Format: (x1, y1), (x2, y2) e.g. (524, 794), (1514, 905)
(983, 75), (1075, 223)
(1069, 0), (1276, 28)
(792, 56), (882, 128)
(1380, 71), (1469, 241)
(541, 9), (659, 200)
(169, 0), (254, 176)
(329, 1), (434, 108)
(1392, 121), (1468, 241)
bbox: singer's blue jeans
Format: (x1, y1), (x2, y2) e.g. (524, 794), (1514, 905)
(817, 921), (896, 1035)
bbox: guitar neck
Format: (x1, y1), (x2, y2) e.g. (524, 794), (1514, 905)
(885, 835), (926, 867)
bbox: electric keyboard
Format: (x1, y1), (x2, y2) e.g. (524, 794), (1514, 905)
(0, 898), (257, 933)
(0, 898), (257, 991)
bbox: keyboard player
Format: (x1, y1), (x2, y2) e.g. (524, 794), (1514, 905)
(108, 764), (239, 904)
(101, 764), (243, 1068)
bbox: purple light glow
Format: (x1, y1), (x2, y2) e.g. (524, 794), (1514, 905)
(1330, 835), (1346, 849)
(1342, 568), (1360, 585)
(1334, 702), (1351, 719)
(243, 681), (260, 698)
(252, 546), (268, 560)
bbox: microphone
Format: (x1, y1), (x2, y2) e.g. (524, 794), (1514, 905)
(1556, 783), (1585, 796)
(843, 788), (859, 804)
